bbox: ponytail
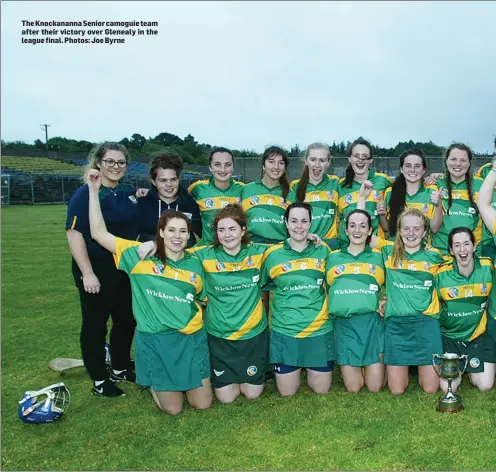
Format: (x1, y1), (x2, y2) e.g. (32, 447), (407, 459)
(388, 174), (407, 237)
(296, 167), (309, 203)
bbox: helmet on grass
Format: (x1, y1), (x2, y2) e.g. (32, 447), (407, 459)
(18, 382), (71, 424)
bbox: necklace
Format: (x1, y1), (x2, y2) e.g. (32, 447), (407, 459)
(101, 184), (117, 197)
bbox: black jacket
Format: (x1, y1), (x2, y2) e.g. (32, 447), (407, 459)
(137, 184), (202, 248)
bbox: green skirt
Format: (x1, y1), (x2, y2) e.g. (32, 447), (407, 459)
(334, 312), (385, 367)
(442, 332), (496, 373)
(270, 329), (336, 367)
(384, 315), (442, 366)
(135, 328), (210, 392)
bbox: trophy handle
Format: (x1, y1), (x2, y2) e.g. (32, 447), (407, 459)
(432, 354), (442, 377)
(459, 354), (469, 376)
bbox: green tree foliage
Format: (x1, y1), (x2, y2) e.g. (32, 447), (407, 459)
(2, 132), (491, 167)
(130, 133), (146, 149)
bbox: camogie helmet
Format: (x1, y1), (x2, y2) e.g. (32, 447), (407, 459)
(18, 382), (71, 424)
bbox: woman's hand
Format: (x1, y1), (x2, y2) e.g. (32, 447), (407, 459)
(378, 297), (387, 317)
(376, 195), (386, 216)
(308, 233), (322, 247)
(136, 188), (149, 198)
(424, 173), (443, 186)
(359, 180), (373, 199)
(82, 272), (101, 294)
(430, 188), (442, 207)
(138, 240), (158, 260)
(87, 169), (102, 192)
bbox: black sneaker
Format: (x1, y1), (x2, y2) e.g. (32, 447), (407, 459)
(110, 368), (136, 383)
(92, 379), (125, 397)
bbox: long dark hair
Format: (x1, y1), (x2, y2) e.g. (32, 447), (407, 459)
(296, 143), (331, 202)
(444, 143), (475, 216)
(342, 138), (373, 188)
(155, 210), (191, 264)
(262, 146), (290, 200)
(346, 209), (373, 245)
(388, 148), (427, 236)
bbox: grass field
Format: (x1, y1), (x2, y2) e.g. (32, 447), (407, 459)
(2, 205), (496, 471)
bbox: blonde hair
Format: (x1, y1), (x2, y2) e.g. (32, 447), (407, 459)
(83, 142), (130, 182)
(392, 207), (428, 267)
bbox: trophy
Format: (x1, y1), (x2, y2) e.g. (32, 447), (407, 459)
(432, 353), (468, 413)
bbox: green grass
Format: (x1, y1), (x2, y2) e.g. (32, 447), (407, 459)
(2, 205), (496, 471)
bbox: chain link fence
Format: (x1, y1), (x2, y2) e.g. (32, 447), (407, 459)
(1, 156), (492, 206)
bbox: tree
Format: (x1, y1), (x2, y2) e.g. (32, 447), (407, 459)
(152, 132), (183, 147)
(130, 133), (146, 149)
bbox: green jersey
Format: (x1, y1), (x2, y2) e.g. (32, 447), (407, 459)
(114, 238), (206, 334)
(287, 174), (340, 242)
(326, 247), (385, 318)
(380, 240), (444, 319)
(190, 243), (268, 340)
(430, 176), (483, 255)
(241, 180), (287, 243)
(475, 162), (491, 179)
(488, 234), (496, 321)
(188, 177), (245, 245)
(436, 257), (493, 341)
(338, 169), (392, 247)
(384, 183), (439, 241)
(261, 240), (331, 338)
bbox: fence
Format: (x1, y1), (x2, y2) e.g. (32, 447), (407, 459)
(1, 155), (493, 205)
(0, 173), (212, 206)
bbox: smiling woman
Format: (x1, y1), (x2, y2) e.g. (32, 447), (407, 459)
(86, 168), (212, 415)
(65, 142), (139, 398)
(189, 204), (270, 404)
(287, 143), (340, 249)
(138, 151), (202, 247)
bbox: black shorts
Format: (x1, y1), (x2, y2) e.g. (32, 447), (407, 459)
(442, 331), (496, 373)
(208, 329), (269, 389)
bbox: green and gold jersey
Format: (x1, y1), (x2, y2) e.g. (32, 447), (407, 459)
(287, 174), (340, 243)
(241, 180), (287, 244)
(475, 162), (491, 179)
(261, 240), (331, 338)
(190, 243), (268, 340)
(337, 169), (392, 247)
(430, 176), (483, 255)
(379, 240), (444, 319)
(114, 238), (206, 335)
(480, 185), (496, 251)
(436, 257), (493, 341)
(488, 234), (496, 321)
(384, 183), (439, 241)
(188, 177), (245, 245)
(326, 247), (385, 318)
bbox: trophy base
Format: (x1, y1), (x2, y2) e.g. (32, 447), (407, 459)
(436, 394), (464, 414)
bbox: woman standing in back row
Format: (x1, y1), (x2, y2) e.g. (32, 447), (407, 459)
(337, 138), (391, 248)
(287, 143), (340, 249)
(383, 148), (443, 242)
(241, 146), (291, 244)
(188, 147), (244, 245)
(430, 143), (484, 256)
(65, 142), (138, 397)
